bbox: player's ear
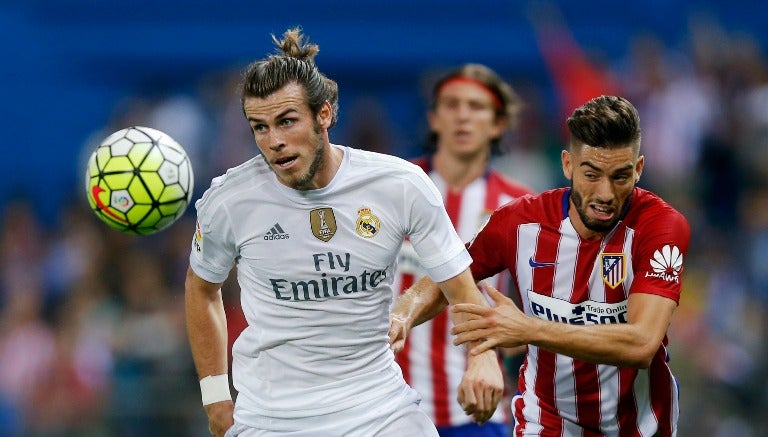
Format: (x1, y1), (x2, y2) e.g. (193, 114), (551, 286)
(635, 155), (645, 183)
(427, 108), (439, 132)
(317, 101), (333, 129)
(491, 114), (510, 138)
(561, 149), (573, 181)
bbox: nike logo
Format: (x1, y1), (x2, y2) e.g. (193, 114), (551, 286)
(91, 185), (128, 223)
(529, 256), (557, 268)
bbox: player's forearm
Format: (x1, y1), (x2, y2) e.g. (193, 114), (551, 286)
(391, 274), (449, 329)
(439, 269), (498, 355)
(185, 270), (229, 377)
(528, 317), (659, 368)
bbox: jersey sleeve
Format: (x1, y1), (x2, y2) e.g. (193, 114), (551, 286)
(629, 209), (690, 303)
(466, 202), (516, 281)
(189, 196), (238, 284)
(404, 171), (471, 283)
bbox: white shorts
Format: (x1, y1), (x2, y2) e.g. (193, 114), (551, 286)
(224, 386), (438, 436)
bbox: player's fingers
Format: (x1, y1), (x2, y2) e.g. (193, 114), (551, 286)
(390, 338), (404, 353)
(478, 281), (505, 303)
(458, 384), (477, 415)
(451, 304), (487, 317)
(491, 383), (502, 412)
(451, 319), (488, 335)
(469, 338), (496, 356)
(481, 383), (500, 424)
(451, 326), (490, 346)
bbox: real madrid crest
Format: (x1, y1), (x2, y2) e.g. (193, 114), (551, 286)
(310, 207), (337, 242)
(356, 207), (380, 238)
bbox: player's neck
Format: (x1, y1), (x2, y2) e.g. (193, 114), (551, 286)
(306, 143), (344, 190)
(432, 148), (489, 192)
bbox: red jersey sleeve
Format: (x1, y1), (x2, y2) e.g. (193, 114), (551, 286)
(629, 204), (691, 303)
(466, 200), (520, 282)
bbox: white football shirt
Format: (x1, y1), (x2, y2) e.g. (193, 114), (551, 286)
(189, 145), (471, 426)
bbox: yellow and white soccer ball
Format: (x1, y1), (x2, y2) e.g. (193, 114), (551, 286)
(85, 126), (194, 235)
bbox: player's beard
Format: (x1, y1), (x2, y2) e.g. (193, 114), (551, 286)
(570, 185), (628, 233)
(287, 123), (326, 190)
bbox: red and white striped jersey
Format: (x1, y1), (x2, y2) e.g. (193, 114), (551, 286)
(468, 187), (690, 437)
(393, 158), (533, 427)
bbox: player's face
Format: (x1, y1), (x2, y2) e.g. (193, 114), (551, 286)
(562, 143), (644, 239)
(244, 82), (334, 190)
(428, 81), (506, 160)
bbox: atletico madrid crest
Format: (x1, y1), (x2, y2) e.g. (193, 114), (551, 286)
(601, 253), (626, 289)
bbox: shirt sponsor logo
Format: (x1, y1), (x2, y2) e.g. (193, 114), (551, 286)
(310, 207), (337, 242)
(601, 253), (626, 288)
(527, 290), (628, 325)
(269, 251), (387, 301)
(644, 244), (683, 283)
(356, 207), (380, 238)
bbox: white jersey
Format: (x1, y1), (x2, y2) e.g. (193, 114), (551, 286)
(189, 145), (471, 427)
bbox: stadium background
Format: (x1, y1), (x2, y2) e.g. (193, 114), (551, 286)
(1, 0), (767, 435)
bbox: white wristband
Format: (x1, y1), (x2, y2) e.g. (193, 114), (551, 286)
(199, 374), (232, 406)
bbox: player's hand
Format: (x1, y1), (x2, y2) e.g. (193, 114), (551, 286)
(204, 400), (235, 437)
(388, 313), (410, 353)
(457, 349), (503, 424)
(451, 282), (529, 355)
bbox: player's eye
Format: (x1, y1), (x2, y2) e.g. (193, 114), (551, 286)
(440, 98), (460, 110)
(469, 100), (491, 111)
(252, 123), (267, 133)
(280, 118), (295, 127)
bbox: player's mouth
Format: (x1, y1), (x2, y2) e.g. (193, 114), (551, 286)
(590, 203), (615, 221)
(454, 130), (472, 142)
(274, 155), (298, 170)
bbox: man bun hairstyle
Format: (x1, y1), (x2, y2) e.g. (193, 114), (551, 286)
(566, 95), (641, 151)
(241, 27), (339, 128)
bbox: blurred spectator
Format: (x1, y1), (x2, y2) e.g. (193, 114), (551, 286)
(107, 249), (197, 436)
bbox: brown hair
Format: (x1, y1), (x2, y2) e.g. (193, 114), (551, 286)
(427, 63), (522, 154)
(566, 95), (641, 152)
(240, 27), (339, 128)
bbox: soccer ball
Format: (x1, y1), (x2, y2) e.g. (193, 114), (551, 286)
(85, 126), (194, 235)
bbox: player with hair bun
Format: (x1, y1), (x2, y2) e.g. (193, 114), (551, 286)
(185, 28), (503, 437)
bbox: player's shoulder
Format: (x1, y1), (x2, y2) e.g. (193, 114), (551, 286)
(626, 187), (689, 231)
(492, 187), (566, 224)
(348, 147), (425, 176)
(487, 169), (535, 197)
(346, 147), (434, 192)
(195, 156), (271, 210)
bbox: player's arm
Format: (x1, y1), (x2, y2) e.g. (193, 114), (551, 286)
(437, 268), (504, 425)
(452, 283), (677, 368)
(388, 274), (448, 353)
(185, 267), (234, 437)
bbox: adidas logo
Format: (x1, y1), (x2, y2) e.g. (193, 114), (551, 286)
(264, 223), (290, 240)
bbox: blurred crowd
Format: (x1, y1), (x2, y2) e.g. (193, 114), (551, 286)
(2, 12), (768, 437)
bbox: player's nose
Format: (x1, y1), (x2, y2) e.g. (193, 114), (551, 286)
(594, 178), (615, 202)
(265, 130), (286, 151)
